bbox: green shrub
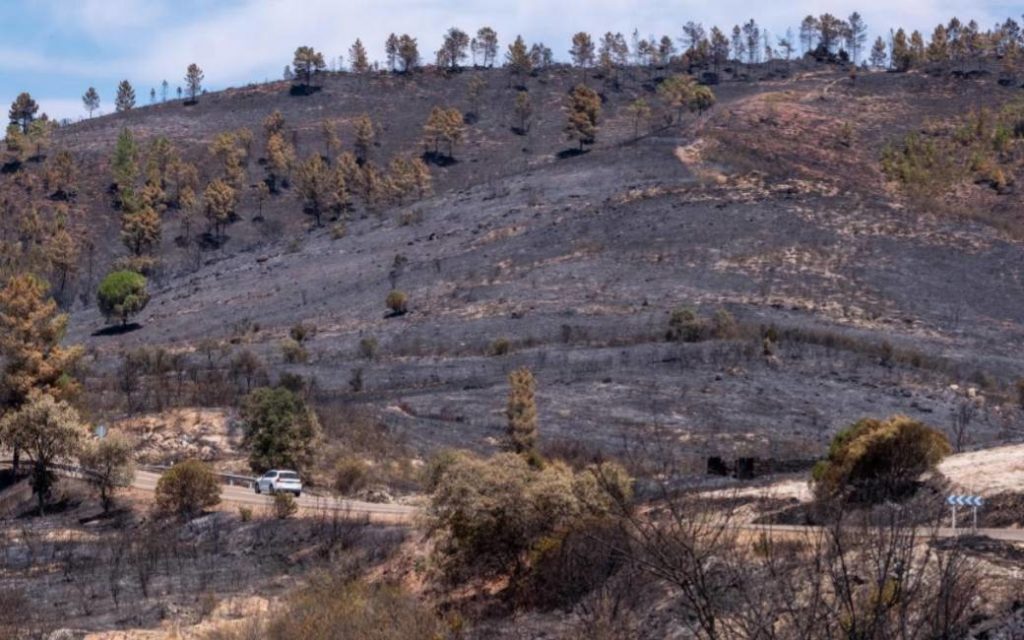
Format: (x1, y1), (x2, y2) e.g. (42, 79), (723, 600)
(273, 492), (298, 519)
(97, 270), (149, 326)
(155, 459), (221, 519)
(667, 307), (704, 342)
(240, 387), (321, 474)
(812, 415), (951, 504)
(386, 290), (408, 315)
(238, 505), (253, 522)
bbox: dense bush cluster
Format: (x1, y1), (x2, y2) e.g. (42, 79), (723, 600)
(882, 100), (1024, 197)
(812, 414), (951, 503)
(154, 459), (221, 519)
(427, 450), (631, 581)
(240, 386), (321, 474)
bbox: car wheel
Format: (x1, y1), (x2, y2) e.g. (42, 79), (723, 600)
(255, 485), (261, 494)
(295, 491), (301, 498)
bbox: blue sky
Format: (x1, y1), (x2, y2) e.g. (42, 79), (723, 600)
(2, 0), (1019, 121)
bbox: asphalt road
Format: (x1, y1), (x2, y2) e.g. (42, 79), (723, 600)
(132, 470), (417, 523)
(742, 523), (1024, 543)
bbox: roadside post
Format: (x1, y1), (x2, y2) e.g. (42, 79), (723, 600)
(946, 494), (984, 533)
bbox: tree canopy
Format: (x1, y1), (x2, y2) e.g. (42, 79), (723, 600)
(240, 386), (321, 474)
(97, 270), (150, 326)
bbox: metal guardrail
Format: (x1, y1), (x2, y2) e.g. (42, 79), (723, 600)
(137, 464), (257, 490)
(2, 458), (257, 490)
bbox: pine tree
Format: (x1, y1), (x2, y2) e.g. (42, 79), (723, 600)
(709, 27), (729, 70)
(353, 115), (375, 163)
(82, 87), (100, 118)
(731, 25), (746, 61)
(474, 27), (499, 67)
(928, 24), (949, 61)
(185, 63), (204, 103)
(569, 32), (595, 71)
(892, 28), (912, 71)
(115, 80), (136, 112)
(437, 27), (470, 70)
(564, 84), (600, 150)
(264, 133), (294, 193)
(817, 14), (847, 54)
(9, 93), (39, 133)
(44, 220), (80, 296)
(0, 273), (83, 415)
(179, 185), (197, 240)
(397, 35), (420, 72)
(778, 31), (796, 60)
(410, 157), (432, 197)
(529, 43), (553, 69)
(385, 33), (399, 72)
(870, 36), (888, 68)
(295, 154), (330, 225)
(505, 367), (538, 456)
(120, 205), (161, 255)
(292, 46), (326, 88)
(658, 75), (696, 123)
(513, 90), (532, 134)
(909, 31), (926, 63)
(467, 75), (486, 118)
(846, 12), (868, 63)
(27, 118), (53, 159)
(203, 179), (236, 238)
(328, 163), (350, 213)
(321, 119), (342, 157)
(422, 107), (464, 159)
(506, 35), (533, 85)
(742, 20), (761, 64)
(263, 109), (286, 138)
(799, 15), (820, 53)
(112, 128), (139, 207)
(627, 98), (651, 139)
(209, 131), (246, 189)
(45, 149), (77, 200)
(349, 39), (370, 74)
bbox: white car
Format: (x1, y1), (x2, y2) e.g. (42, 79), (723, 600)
(255, 470), (302, 497)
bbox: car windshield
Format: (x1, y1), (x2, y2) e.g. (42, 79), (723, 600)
(279, 472), (300, 480)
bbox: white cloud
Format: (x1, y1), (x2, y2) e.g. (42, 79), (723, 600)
(0, 48), (96, 76)
(37, 97), (90, 122)
(47, 0), (170, 42)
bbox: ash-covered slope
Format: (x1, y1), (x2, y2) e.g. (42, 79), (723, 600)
(58, 65), (1024, 463)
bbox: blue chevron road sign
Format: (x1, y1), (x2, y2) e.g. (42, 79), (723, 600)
(946, 495), (984, 507)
